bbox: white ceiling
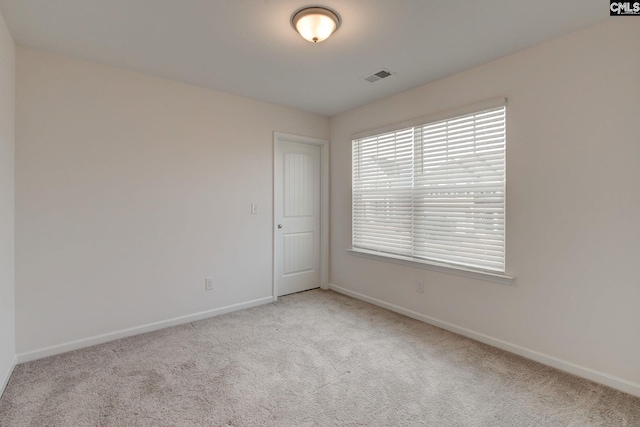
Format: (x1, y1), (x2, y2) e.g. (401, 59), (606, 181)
(0, 0), (607, 117)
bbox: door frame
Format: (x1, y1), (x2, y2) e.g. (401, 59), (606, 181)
(273, 132), (329, 302)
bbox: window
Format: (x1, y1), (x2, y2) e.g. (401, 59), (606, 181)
(352, 99), (506, 273)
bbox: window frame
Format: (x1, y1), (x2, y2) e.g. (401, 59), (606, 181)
(349, 98), (514, 285)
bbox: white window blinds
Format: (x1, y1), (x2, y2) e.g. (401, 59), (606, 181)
(352, 102), (506, 272)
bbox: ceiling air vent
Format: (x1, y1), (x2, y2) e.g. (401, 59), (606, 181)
(361, 68), (396, 83)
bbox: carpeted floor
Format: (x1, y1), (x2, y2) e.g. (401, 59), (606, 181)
(1, 289), (639, 426)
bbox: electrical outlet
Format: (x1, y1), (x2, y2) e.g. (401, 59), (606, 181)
(415, 280), (425, 293)
(205, 277), (214, 291)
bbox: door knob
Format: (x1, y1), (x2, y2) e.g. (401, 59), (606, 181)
(277, 224), (283, 229)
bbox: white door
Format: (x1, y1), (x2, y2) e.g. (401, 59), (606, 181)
(274, 138), (321, 297)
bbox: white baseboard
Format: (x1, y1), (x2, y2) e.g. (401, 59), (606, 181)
(17, 296), (273, 364)
(0, 355), (17, 398)
(329, 283), (640, 398)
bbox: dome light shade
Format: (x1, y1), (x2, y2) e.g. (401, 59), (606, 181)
(291, 7), (341, 43)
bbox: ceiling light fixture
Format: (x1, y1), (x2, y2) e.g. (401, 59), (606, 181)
(291, 6), (341, 43)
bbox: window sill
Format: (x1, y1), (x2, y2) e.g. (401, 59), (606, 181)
(346, 248), (515, 286)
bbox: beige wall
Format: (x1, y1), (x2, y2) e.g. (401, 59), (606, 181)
(330, 19), (640, 390)
(15, 47), (329, 354)
(0, 10), (15, 392)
